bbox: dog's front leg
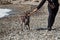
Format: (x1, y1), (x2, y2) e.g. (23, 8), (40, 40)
(28, 24), (30, 30)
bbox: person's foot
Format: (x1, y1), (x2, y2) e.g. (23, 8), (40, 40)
(47, 27), (52, 31)
(48, 28), (51, 31)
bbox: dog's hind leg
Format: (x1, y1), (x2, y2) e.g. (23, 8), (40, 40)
(20, 21), (25, 31)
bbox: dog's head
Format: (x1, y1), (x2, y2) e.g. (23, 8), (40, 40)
(24, 10), (30, 16)
(20, 10), (30, 22)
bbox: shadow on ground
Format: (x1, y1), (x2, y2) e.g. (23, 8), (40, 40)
(36, 27), (56, 31)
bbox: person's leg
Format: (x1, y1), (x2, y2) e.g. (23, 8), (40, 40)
(48, 12), (57, 31)
(47, 7), (59, 31)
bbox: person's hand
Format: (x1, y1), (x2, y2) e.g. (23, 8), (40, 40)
(50, 4), (55, 9)
(28, 8), (38, 16)
(49, 3), (55, 9)
(32, 8), (38, 13)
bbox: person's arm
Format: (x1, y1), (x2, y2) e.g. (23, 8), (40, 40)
(28, 0), (46, 16)
(37, 0), (46, 9)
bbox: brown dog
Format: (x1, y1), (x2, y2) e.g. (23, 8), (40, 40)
(20, 11), (30, 31)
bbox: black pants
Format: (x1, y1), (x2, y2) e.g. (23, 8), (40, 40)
(47, 5), (59, 29)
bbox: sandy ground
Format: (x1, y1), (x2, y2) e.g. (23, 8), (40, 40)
(0, 4), (60, 40)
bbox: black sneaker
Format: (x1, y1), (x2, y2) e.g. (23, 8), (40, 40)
(48, 27), (52, 31)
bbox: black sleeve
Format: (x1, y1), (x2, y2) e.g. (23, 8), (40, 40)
(37, 0), (46, 10)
